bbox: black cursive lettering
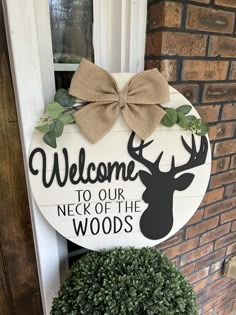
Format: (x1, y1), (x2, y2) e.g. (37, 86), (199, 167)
(29, 147), (139, 188)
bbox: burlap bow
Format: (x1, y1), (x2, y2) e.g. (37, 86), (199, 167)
(69, 59), (170, 143)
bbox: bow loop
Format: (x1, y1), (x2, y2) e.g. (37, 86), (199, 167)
(69, 58), (118, 102)
(127, 68), (170, 105)
(69, 59), (170, 143)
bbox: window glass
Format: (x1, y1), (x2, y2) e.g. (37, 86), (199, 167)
(49, 0), (93, 64)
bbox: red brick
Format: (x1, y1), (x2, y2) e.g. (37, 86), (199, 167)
(217, 308), (226, 315)
(203, 83), (236, 103)
(222, 104), (236, 121)
(205, 225), (232, 246)
(145, 59), (177, 81)
(163, 237), (199, 259)
(215, 231), (236, 249)
(182, 60), (229, 81)
(199, 281), (225, 309)
(209, 281), (236, 313)
(232, 301), (236, 311)
(194, 0), (210, 2)
(146, 32), (207, 57)
(195, 248), (226, 270)
(200, 223), (230, 245)
(212, 287), (236, 313)
(214, 297), (236, 314)
(211, 142), (215, 155)
(221, 208), (236, 224)
(201, 188), (224, 206)
(186, 217), (219, 239)
(204, 196), (236, 217)
(210, 170), (236, 188)
(210, 259), (224, 273)
(209, 270), (223, 284)
(207, 277), (231, 294)
(214, 140), (236, 157)
(180, 263), (195, 277)
(215, 0), (236, 8)
(146, 32), (162, 56)
(226, 242), (236, 255)
(222, 303), (233, 315)
(194, 277), (209, 292)
(186, 209), (204, 226)
(225, 183), (236, 198)
(180, 243), (214, 266)
(195, 105), (220, 123)
(156, 229), (183, 250)
(171, 84), (199, 103)
(213, 294), (236, 314)
(230, 155), (236, 169)
(209, 36), (236, 58)
(202, 291), (229, 313)
(229, 62), (236, 80)
(195, 288), (205, 305)
(231, 220), (236, 231)
(208, 122), (236, 140)
(187, 6), (235, 34)
(211, 157), (230, 174)
(148, 2), (183, 30)
(188, 266), (210, 284)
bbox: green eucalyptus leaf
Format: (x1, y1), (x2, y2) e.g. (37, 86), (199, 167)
(59, 111), (75, 124)
(197, 121), (209, 136)
(177, 112), (185, 123)
(46, 102), (64, 119)
(176, 105), (192, 115)
(35, 125), (50, 133)
(50, 119), (64, 137)
(161, 108), (178, 127)
(186, 115), (197, 122)
(178, 116), (189, 128)
(43, 132), (57, 148)
(54, 88), (76, 107)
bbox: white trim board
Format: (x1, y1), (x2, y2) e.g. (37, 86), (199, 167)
(2, 0), (66, 313)
(93, 0), (147, 72)
(54, 63), (78, 72)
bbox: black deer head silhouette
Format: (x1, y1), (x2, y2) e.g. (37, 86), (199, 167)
(128, 132), (208, 240)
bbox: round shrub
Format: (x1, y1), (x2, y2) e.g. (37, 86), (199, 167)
(51, 248), (198, 315)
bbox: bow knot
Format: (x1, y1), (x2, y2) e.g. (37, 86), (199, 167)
(119, 89), (127, 109)
(69, 59), (170, 143)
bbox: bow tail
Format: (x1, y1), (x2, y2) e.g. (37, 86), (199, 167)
(122, 104), (166, 140)
(73, 102), (120, 143)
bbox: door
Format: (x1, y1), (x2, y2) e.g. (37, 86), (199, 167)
(0, 1), (42, 314)
(3, 0), (147, 313)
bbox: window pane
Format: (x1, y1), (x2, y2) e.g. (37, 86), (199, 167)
(49, 0), (94, 63)
(54, 71), (74, 89)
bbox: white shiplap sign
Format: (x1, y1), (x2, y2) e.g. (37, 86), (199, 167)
(28, 74), (211, 250)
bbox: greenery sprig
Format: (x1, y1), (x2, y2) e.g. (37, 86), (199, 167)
(161, 105), (209, 136)
(35, 89), (79, 148)
(35, 89), (209, 148)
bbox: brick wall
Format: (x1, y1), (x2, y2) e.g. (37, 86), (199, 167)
(146, 1), (236, 314)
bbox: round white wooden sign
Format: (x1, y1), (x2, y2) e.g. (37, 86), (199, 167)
(28, 73), (211, 250)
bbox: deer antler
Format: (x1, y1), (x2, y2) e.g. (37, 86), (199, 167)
(127, 132), (156, 172)
(170, 134), (208, 175)
(128, 132), (208, 175)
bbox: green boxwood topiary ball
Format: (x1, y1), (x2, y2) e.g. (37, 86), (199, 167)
(51, 248), (198, 315)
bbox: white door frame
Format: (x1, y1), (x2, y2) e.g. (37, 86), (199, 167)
(2, 0), (147, 313)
